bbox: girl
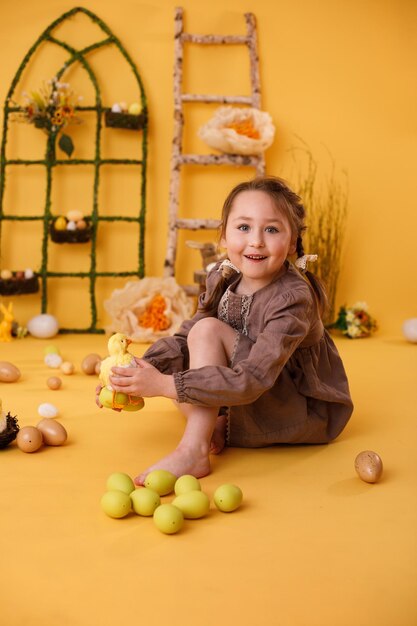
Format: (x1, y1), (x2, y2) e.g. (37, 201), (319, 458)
(106, 176), (353, 485)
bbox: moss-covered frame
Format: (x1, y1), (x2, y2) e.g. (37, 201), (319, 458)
(0, 6), (148, 333)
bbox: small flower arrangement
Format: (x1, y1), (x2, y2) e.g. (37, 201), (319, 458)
(330, 302), (378, 338)
(11, 77), (82, 157)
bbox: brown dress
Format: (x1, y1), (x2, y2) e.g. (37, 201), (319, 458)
(143, 263), (353, 447)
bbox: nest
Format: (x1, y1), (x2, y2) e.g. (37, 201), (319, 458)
(0, 274), (39, 295)
(198, 106), (275, 155)
(0, 412), (19, 449)
(50, 218), (92, 243)
(105, 110), (146, 131)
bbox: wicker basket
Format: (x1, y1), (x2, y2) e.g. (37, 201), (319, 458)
(105, 110), (146, 131)
(0, 413), (19, 449)
(50, 219), (92, 243)
(0, 274), (39, 295)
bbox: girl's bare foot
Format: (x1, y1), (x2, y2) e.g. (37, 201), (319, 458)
(210, 414), (227, 455)
(134, 445), (211, 486)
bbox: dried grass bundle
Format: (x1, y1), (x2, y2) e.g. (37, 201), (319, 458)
(292, 144), (348, 325)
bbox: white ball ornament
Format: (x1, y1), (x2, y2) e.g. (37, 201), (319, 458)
(402, 318), (417, 343)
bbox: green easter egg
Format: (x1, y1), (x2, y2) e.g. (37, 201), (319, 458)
(174, 474), (201, 496)
(130, 487), (161, 516)
(106, 472), (135, 495)
(153, 504), (184, 534)
(172, 490), (210, 519)
(100, 490), (131, 518)
(144, 469), (177, 496)
(213, 484), (243, 512)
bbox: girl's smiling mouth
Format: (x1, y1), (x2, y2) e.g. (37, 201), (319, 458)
(244, 254), (267, 261)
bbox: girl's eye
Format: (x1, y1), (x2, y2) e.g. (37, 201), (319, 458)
(265, 226), (278, 233)
(237, 224), (250, 232)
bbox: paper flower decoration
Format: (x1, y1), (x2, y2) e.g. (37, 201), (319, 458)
(330, 302), (378, 338)
(104, 277), (194, 343)
(198, 106), (275, 155)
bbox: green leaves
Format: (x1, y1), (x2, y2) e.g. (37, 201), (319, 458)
(58, 133), (74, 157)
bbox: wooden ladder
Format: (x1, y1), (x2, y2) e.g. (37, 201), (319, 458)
(164, 7), (266, 286)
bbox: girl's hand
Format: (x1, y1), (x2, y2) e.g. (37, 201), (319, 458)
(109, 359), (177, 399)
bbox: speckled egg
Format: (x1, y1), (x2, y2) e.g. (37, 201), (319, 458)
(81, 353), (102, 375)
(47, 376), (62, 390)
(354, 450), (383, 483)
(37, 418), (67, 446)
(0, 361), (21, 383)
(27, 314), (59, 339)
(16, 426), (43, 453)
(60, 361), (75, 375)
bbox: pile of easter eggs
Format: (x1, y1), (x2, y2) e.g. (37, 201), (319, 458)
(53, 209), (89, 233)
(100, 470), (243, 535)
(111, 102), (141, 115)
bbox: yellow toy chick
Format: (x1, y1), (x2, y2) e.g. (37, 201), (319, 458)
(98, 333), (144, 411)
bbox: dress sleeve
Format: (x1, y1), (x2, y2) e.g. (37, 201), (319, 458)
(173, 288), (314, 407)
(141, 265), (224, 374)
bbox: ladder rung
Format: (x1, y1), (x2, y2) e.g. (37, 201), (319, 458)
(181, 33), (248, 45)
(176, 218), (221, 230)
(179, 154), (261, 167)
(181, 94), (253, 105)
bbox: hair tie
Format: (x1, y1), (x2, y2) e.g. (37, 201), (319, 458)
(295, 254), (318, 272)
(218, 258), (240, 278)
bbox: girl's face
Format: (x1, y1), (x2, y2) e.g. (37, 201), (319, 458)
(221, 190), (296, 293)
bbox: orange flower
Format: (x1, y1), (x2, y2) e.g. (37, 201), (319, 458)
(226, 119), (260, 139)
(138, 295), (171, 331)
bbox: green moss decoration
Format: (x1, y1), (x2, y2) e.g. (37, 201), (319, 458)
(0, 7), (149, 333)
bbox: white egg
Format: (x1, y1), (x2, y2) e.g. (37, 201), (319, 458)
(66, 220), (77, 231)
(27, 314), (59, 338)
(38, 402), (59, 418)
(111, 103), (122, 113)
(24, 268), (34, 279)
(402, 318), (417, 343)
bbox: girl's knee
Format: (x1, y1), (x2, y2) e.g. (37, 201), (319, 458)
(188, 317), (229, 345)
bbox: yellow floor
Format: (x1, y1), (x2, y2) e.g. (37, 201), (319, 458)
(1, 332), (416, 626)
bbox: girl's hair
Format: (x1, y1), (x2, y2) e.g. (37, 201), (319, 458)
(200, 176), (328, 317)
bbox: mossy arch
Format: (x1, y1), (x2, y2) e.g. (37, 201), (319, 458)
(0, 6), (148, 333)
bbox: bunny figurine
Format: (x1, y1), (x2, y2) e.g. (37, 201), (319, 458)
(0, 302), (14, 342)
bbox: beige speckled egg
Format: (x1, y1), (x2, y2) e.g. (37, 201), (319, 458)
(60, 361), (75, 375)
(0, 361), (21, 383)
(37, 418), (67, 446)
(354, 450), (383, 483)
(16, 426), (43, 453)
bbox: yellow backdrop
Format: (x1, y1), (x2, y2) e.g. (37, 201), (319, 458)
(0, 0), (416, 333)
